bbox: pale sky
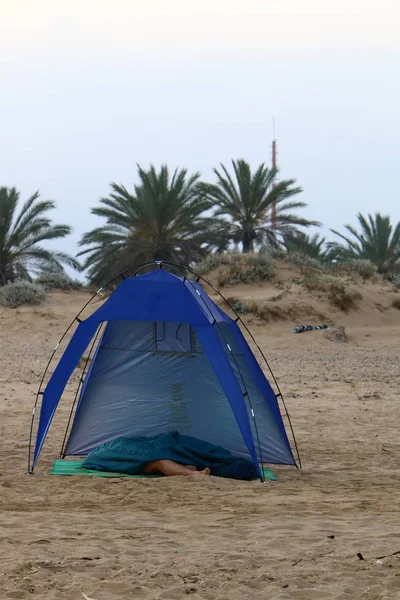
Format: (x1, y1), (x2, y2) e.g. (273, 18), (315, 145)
(1, 0), (400, 269)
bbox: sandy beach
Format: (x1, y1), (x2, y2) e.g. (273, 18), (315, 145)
(1, 282), (400, 600)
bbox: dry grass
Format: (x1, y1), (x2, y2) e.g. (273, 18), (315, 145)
(392, 297), (400, 310)
(33, 308), (56, 319)
(302, 273), (328, 293)
(77, 355), (92, 370)
(225, 296), (329, 324)
(329, 259), (378, 281)
(328, 282), (361, 312)
(195, 252), (274, 286)
(301, 273), (361, 313)
(250, 303), (287, 322)
(217, 255), (274, 287)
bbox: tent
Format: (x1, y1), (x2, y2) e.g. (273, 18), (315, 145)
(28, 264), (299, 479)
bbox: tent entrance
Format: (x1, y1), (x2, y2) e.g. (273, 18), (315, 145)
(62, 319), (253, 462)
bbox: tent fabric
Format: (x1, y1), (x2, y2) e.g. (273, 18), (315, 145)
(217, 322), (293, 452)
(86, 272), (214, 326)
(33, 320), (100, 467)
(31, 268), (296, 473)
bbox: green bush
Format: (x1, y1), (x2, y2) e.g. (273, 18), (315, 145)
(232, 301), (248, 314)
(36, 272), (82, 291)
(0, 281), (47, 308)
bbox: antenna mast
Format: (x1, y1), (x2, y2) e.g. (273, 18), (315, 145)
(271, 118), (277, 228)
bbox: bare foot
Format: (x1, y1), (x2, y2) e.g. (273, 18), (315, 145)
(184, 465), (198, 472)
(192, 467), (210, 476)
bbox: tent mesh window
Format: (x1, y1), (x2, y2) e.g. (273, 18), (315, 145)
(63, 319), (258, 460)
(154, 321), (196, 355)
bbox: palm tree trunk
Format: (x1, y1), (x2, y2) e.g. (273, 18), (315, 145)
(0, 267), (7, 287)
(242, 232), (254, 253)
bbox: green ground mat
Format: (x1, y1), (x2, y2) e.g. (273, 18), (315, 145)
(51, 459), (161, 478)
(51, 459), (277, 481)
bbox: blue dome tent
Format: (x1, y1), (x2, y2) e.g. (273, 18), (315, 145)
(28, 262), (300, 480)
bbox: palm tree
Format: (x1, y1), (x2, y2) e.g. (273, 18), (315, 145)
(329, 213), (400, 275)
(79, 165), (227, 285)
(282, 231), (328, 262)
(0, 187), (79, 286)
(199, 159), (319, 253)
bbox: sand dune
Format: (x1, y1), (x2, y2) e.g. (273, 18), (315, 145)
(1, 276), (400, 599)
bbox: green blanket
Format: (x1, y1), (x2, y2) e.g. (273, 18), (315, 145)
(82, 431), (263, 480)
(51, 459), (277, 481)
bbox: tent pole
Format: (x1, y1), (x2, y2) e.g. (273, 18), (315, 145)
(59, 324), (104, 459)
(193, 287), (265, 482)
(159, 262), (302, 470)
(163, 264), (266, 482)
(29, 260), (301, 474)
(28, 303), (104, 471)
(27, 263), (155, 473)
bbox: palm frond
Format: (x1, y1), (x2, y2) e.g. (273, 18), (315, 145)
(0, 187), (75, 285)
(79, 165), (225, 286)
(200, 159), (313, 252)
(331, 212), (400, 274)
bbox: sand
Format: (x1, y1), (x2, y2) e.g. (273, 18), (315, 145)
(1, 284), (400, 600)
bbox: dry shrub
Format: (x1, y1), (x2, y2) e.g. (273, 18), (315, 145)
(302, 274), (361, 312)
(287, 253), (324, 271)
(33, 308), (56, 319)
(195, 253), (236, 275)
(262, 246), (286, 260)
(248, 302), (286, 322)
(302, 274), (328, 293)
(36, 272), (82, 291)
(329, 259), (377, 281)
(262, 246), (324, 271)
(224, 297), (330, 324)
(392, 297), (400, 310)
(392, 275), (400, 289)
(328, 282), (361, 312)
(268, 292), (284, 301)
(347, 259), (377, 280)
(217, 254), (274, 286)
(287, 302), (330, 324)
(0, 281), (47, 308)
(224, 297), (286, 322)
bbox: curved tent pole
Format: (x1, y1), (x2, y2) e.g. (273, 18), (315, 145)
(27, 261), (157, 473)
(132, 261), (300, 470)
(59, 323), (104, 458)
(58, 263), (173, 459)
(179, 272), (266, 478)
(57, 262), (192, 461)
(28, 260), (301, 473)
(155, 261), (302, 469)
